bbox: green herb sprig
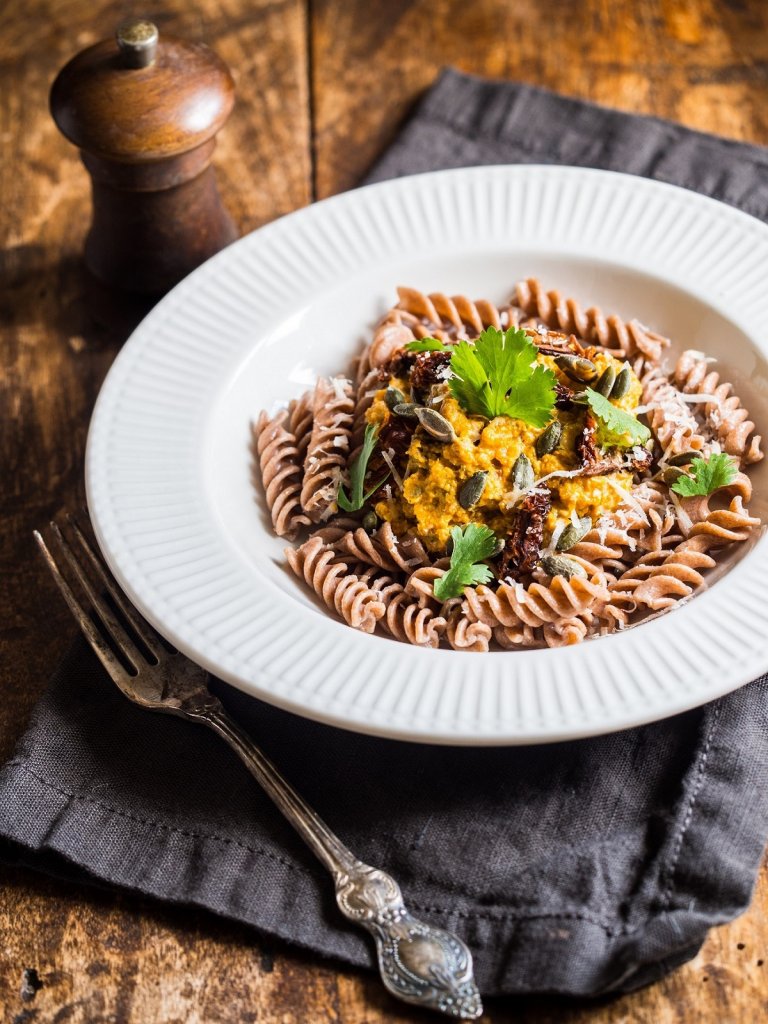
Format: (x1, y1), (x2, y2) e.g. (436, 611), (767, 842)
(447, 326), (557, 427)
(433, 523), (497, 601)
(583, 388), (650, 448)
(337, 423), (389, 512)
(404, 338), (451, 353)
(670, 452), (738, 497)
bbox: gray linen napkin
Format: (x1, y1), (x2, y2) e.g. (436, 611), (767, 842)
(2, 70), (768, 997)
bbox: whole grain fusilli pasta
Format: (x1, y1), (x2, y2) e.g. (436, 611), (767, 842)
(673, 350), (763, 464)
(369, 574), (447, 648)
(301, 376), (355, 523)
(513, 277), (669, 362)
(252, 402), (311, 539)
(335, 521), (431, 573)
(286, 536), (385, 633)
(253, 281), (762, 650)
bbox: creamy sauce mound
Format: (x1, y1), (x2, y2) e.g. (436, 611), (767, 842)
(369, 351), (643, 552)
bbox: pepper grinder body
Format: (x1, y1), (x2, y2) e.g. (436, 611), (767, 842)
(50, 23), (238, 296)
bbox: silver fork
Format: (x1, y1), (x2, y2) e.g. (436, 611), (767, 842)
(34, 513), (483, 1021)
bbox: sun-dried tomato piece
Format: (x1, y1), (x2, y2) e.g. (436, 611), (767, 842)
(525, 328), (586, 358)
(365, 416), (415, 501)
(577, 411), (600, 468)
(554, 381), (576, 410)
(383, 348), (417, 379)
(499, 489), (552, 579)
(410, 350), (453, 398)
(379, 417), (415, 459)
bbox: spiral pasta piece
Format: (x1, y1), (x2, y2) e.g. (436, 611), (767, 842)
(542, 617), (589, 647)
(252, 403), (312, 539)
(683, 496), (761, 550)
(493, 623), (538, 649)
(356, 312), (417, 384)
(583, 481), (678, 562)
(445, 607), (492, 652)
(464, 568), (609, 629)
(673, 350), (763, 464)
(513, 278), (669, 362)
(286, 536), (385, 633)
(394, 286), (504, 339)
(641, 365), (711, 458)
(335, 522), (430, 572)
(301, 377), (355, 523)
(289, 390), (314, 462)
(608, 547), (716, 613)
(403, 562), (450, 608)
(369, 574), (447, 647)
(676, 471), (753, 527)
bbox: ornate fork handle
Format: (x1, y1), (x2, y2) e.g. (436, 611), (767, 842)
(192, 703), (482, 1020)
(35, 516), (482, 1019)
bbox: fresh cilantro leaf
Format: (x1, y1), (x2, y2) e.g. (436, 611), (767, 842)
(671, 452), (738, 497)
(433, 523), (497, 601)
(448, 326), (556, 427)
(447, 339), (491, 412)
(584, 387), (651, 448)
(404, 337), (451, 353)
(337, 423), (388, 511)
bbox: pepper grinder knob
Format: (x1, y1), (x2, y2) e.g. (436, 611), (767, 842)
(116, 19), (159, 68)
(50, 21), (238, 296)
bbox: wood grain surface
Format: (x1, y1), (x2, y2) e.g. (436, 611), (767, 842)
(1, 0), (767, 1021)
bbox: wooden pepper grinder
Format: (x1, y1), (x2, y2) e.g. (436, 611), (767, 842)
(50, 18), (238, 295)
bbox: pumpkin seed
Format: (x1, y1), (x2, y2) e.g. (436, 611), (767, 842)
(556, 516), (592, 551)
(458, 471), (489, 509)
(540, 554), (587, 580)
(662, 465), (686, 486)
(594, 364), (617, 397)
(535, 420), (562, 458)
(554, 354), (597, 383)
(610, 366), (632, 400)
(362, 510), (379, 532)
(666, 451), (698, 466)
(489, 535), (504, 557)
(413, 405), (457, 443)
(392, 402), (419, 419)
(511, 453), (534, 492)
(385, 386), (406, 411)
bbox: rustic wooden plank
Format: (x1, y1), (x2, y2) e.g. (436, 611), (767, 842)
(310, 0), (768, 198)
(0, 0), (311, 762)
(2, 854), (767, 1021)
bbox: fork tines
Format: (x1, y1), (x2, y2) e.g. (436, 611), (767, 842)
(34, 512), (165, 683)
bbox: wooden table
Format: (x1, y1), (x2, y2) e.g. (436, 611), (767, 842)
(2, 1), (767, 1019)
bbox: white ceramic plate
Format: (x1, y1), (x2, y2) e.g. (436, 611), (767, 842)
(86, 165), (768, 745)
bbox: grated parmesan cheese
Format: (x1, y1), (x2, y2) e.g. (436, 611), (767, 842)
(381, 450), (405, 492)
(677, 392), (721, 404)
(543, 520), (567, 556)
(333, 376), (352, 398)
(668, 489), (693, 537)
(604, 476), (649, 523)
(535, 467), (588, 486)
